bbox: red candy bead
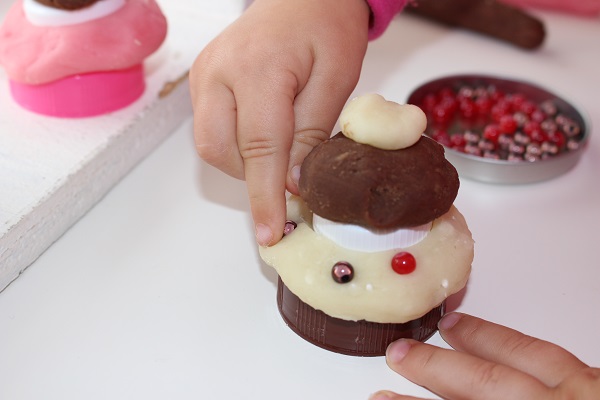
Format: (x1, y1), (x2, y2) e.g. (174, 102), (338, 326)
(391, 252), (416, 275)
(491, 102), (510, 123)
(450, 133), (466, 148)
(459, 98), (477, 120)
(547, 131), (566, 149)
(519, 100), (537, 116)
(483, 124), (501, 144)
(421, 93), (438, 114)
(475, 95), (492, 116)
(432, 104), (454, 126)
(499, 115), (518, 134)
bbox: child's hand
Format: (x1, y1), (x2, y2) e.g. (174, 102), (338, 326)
(371, 313), (600, 399)
(190, 0), (369, 246)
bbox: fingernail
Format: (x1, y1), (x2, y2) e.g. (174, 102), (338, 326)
(255, 223), (273, 247)
(290, 165), (301, 186)
(438, 312), (462, 331)
(386, 339), (412, 364)
(369, 390), (395, 400)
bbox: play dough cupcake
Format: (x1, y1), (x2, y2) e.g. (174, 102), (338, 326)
(0, 0), (167, 117)
(260, 94), (475, 356)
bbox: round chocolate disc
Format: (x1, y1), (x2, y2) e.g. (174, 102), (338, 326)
(277, 277), (444, 356)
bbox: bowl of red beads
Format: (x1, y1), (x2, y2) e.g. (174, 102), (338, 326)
(407, 74), (590, 184)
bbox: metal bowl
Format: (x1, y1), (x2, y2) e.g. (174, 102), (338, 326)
(406, 74), (590, 184)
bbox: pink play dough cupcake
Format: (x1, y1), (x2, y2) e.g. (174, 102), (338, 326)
(0, 0), (167, 117)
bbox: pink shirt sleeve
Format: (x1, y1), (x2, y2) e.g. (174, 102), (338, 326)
(366, 0), (408, 40)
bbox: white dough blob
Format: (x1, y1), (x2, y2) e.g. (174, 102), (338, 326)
(23, 0), (126, 26)
(339, 94), (427, 150)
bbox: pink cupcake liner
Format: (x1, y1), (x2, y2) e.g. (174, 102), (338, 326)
(9, 64), (145, 118)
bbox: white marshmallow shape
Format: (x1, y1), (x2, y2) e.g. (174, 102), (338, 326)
(339, 94), (427, 150)
(313, 213), (431, 253)
(23, 0), (126, 27)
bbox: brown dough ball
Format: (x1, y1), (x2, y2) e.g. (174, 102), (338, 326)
(299, 133), (459, 229)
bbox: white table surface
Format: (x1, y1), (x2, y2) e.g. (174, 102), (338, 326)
(1, 7), (599, 400)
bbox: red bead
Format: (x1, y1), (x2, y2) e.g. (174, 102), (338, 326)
(491, 102), (511, 123)
(547, 131), (566, 149)
(459, 98), (477, 120)
(499, 115), (518, 134)
(421, 93), (438, 114)
(450, 133), (466, 147)
(488, 87), (505, 101)
(475, 95), (492, 116)
(509, 93), (527, 110)
(391, 252), (416, 275)
(483, 124), (501, 144)
(432, 104), (454, 126)
(431, 129), (451, 146)
(519, 100), (537, 116)
(523, 121), (547, 143)
(437, 87), (455, 99)
(523, 120), (541, 135)
(530, 110), (547, 123)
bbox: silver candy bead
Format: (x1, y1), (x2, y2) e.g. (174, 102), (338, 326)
(541, 141), (559, 155)
(478, 138), (495, 151)
(567, 139), (580, 151)
(540, 100), (558, 116)
(331, 261), (354, 284)
(283, 220), (297, 236)
(483, 150), (500, 160)
(524, 153), (540, 162)
(526, 142), (542, 157)
(541, 119), (558, 133)
(463, 130), (479, 143)
(514, 131), (531, 145)
(498, 133), (514, 150)
(507, 153), (523, 162)
(509, 142), (525, 155)
(513, 112), (528, 127)
(464, 144), (482, 156)
(562, 121), (581, 138)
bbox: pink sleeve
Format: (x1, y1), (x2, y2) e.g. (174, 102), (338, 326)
(366, 0), (408, 40)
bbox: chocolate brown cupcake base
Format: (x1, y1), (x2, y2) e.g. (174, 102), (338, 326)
(277, 277), (444, 357)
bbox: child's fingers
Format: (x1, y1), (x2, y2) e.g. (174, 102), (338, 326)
(287, 52), (365, 194)
(286, 90), (344, 195)
(191, 79), (243, 180)
(369, 391), (431, 400)
(385, 339), (551, 400)
(438, 313), (589, 387)
(235, 73), (297, 247)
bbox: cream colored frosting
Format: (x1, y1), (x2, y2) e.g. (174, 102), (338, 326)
(260, 196), (474, 323)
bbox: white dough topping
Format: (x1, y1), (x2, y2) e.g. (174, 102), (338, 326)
(339, 94), (427, 150)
